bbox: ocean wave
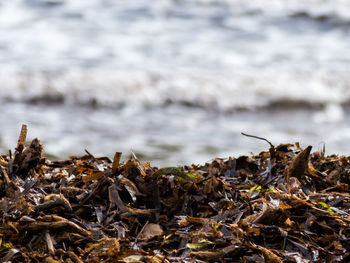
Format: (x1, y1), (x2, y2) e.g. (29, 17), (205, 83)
(0, 70), (349, 112)
(288, 11), (350, 29)
(1, 0), (350, 113)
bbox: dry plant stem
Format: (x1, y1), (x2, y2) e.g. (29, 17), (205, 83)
(0, 167), (11, 185)
(34, 194), (72, 213)
(112, 152), (122, 174)
(153, 179), (161, 222)
(241, 132), (274, 148)
(14, 215), (92, 238)
(45, 231), (55, 255)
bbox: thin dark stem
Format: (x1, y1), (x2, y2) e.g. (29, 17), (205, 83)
(241, 132), (274, 148)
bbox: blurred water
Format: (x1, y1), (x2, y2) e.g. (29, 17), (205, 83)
(1, 0), (350, 165)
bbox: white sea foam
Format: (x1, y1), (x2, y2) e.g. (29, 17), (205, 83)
(0, 70), (348, 112)
(0, 0), (349, 110)
(0, 0), (350, 164)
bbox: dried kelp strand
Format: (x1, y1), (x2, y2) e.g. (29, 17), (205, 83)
(287, 145), (312, 180)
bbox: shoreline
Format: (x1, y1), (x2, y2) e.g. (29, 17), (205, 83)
(1, 104), (349, 168)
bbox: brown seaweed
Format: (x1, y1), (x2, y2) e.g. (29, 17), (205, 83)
(0, 126), (349, 262)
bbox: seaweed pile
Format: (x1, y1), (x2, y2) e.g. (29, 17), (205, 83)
(1, 125), (350, 262)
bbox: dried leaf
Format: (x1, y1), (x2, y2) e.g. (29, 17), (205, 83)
(13, 124), (27, 165)
(186, 239), (215, 250)
(139, 223), (163, 240)
(287, 145), (312, 180)
(254, 244), (283, 263)
(81, 171), (104, 182)
(317, 201), (334, 214)
(86, 237), (120, 258)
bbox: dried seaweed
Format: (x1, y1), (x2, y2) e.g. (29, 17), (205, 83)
(0, 126), (350, 262)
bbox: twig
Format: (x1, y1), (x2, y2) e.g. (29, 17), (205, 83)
(241, 132), (274, 148)
(34, 194), (72, 213)
(45, 230), (55, 255)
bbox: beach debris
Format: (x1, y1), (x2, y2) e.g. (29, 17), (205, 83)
(0, 126), (349, 262)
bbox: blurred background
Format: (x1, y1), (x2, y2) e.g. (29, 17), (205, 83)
(1, 0), (350, 166)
